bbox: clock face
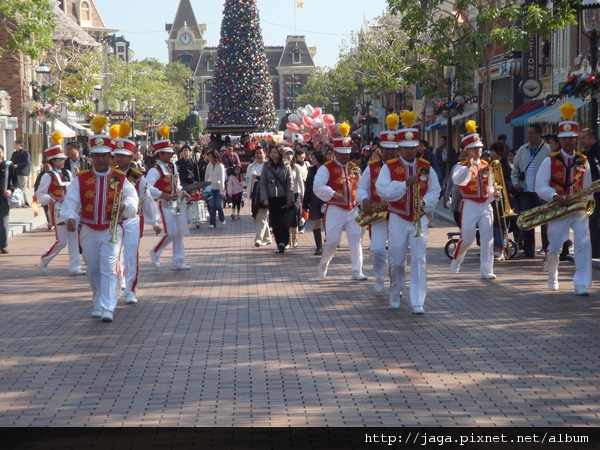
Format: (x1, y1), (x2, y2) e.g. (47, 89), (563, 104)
(179, 33), (192, 45)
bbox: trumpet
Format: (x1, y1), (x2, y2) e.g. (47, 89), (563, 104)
(108, 177), (123, 243)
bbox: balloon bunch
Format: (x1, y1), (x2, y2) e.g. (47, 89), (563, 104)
(283, 104), (341, 146)
(559, 73), (600, 97)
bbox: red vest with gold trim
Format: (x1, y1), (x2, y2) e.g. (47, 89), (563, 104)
(459, 160), (491, 203)
(48, 169), (69, 202)
(368, 159), (384, 204)
(324, 160), (359, 210)
(549, 151), (587, 195)
(387, 157), (431, 221)
(152, 163), (176, 195)
(78, 169), (126, 230)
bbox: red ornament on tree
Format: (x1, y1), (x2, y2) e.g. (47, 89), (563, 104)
(586, 75), (596, 84)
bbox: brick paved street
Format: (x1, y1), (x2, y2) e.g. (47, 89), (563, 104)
(0, 204), (599, 427)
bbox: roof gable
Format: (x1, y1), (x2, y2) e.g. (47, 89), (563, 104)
(168, 0), (203, 40)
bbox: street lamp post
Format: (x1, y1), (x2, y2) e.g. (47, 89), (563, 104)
(582, 0), (600, 140)
(93, 84), (102, 114)
(130, 97), (136, 139)
(443, 65), (456, 156)
(36, 62), (51, 150)
(332, 101), (339, 121)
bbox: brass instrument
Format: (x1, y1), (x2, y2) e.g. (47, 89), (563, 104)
(108, 177), (123, 243)
(491, 160), (516, 258)
(516, 179), (600, 230)
(355, 201), (388, 226)
(414, 167), (429, 238)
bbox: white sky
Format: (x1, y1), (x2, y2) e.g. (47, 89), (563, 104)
(93, 0), (390, 68)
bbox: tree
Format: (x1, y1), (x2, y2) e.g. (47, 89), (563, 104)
(0, 0), (55, 61)
(387, 0), (578, 145)
(207, 0), (277, 131)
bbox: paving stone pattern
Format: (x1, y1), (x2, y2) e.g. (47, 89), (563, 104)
(0, 207), (598, 427)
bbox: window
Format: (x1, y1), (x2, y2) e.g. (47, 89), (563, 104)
(80, 1), (91, 21)
(201, 80), (213, 109)
(207, 57), (215, 72)
(179, 53), (193, 69)
(292, 49), (301, 64)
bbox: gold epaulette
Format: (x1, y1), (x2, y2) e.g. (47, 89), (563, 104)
(77, 169), (91, 177)
(575, 151), (588, 160)
(386, 158), (399, 164)
(324, 160), (334, 166)
(113, 168), (126, 176)
(368, 159), (380, 166)
(418, 157), (431, 165)
(550, 151), (561, 158)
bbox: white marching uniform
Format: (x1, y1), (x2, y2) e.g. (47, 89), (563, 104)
(451, 160), (496, 277)
(36, 169), (82, 273)
(356, 163), (388, 280)
(60, 169), (138, 314)
(146, 161), (189, 267)
(314, 161), (363, 276)
(536, 151), (593, 289)
(375, 159), (441, 306)
(120, 170), (161, 296)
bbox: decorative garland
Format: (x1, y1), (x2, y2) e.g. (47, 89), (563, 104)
(29, 105), (59, 123)
(559, 73), (600, 97)
(433, 101), (464, 119)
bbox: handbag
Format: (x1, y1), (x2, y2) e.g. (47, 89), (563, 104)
(9, 188), (23, 208)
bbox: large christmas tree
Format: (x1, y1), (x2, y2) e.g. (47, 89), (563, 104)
(207, 0), (276, 131)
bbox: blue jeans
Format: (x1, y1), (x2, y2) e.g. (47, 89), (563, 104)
(208, 190), (224, 226)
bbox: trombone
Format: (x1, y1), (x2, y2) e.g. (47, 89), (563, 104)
(490, 160), (516, 258)
(413, 167), (429, 238)
(108, 176), (123, 243)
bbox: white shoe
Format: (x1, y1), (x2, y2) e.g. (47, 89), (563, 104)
(548, 274), (559, 291)
(221, 220), (226, 227)
(450, 260), (460, 274)
(374, 276), (384, 293)
(494, 252), (504, 261)
(126, 292), (138, 304)
(254, 240), (262, 247)
(101, 309), (113, 322)
(574, 285), (590, 296)
(91, 309), (102, 318)
(172, 263), (191, 270)
(208, 224), (215, 229)
(69, 268), (87, 276)
(149, 250), (160, 268)
(412, 306), (426, 314)
(318, 263), (327, 278)
(39, 262), (48, 275)
(389, 294), (400, 309)
(352, 272), (368, 281)
(480, 273), (497, 279)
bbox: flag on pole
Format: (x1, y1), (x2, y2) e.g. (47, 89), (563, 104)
(297, 1), (304, 8)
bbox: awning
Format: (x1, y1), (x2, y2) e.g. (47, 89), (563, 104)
(51, 120), (76, 138)
(504, 100), (545, 123)
(527, 97), (590, 125)
(67, 120), (92, 136)
(425, 109), (477, 131)
(509, 105), (552, 127)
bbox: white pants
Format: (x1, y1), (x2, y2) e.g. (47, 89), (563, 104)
(369, 219), (388, 278)
(40, 210), (81, 273)
(453, 200), (494, 276)
(546, 210), (592, 287)
(321, 205), (363, 274)
(80, 225), (122, 313)
(254, 208), (271, 243)
(153, 200), (188, 265)
(388, 213), (428, 306)
(120, 216), (141, 294)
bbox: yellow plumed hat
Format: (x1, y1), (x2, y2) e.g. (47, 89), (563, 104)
(109, 124), (120, 141)
(118, 122), (132, 139)
(90, 115), (108, 134)
(154, 125), (174, 153)
(386, 113), (400, 131)
(461, 120), (483, 149)
(400, 110), (417, 129)
(332, 122), (352, 153)
(557, 101), (579, 137)
(50, 131), (63, 146)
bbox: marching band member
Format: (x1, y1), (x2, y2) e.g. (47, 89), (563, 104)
(37, 131), (86, 276)
(375, 111), (441, 312)
(357, 113), (400, 294)
(61, 116), (139, 323)
(314, 123), (367, 280)
(450, 120), (498, 279)
(146, 126), (191, 270)
(535, 103), (593, 295)
(113, 122), (161, 304)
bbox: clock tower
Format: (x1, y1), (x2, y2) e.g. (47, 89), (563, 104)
(165, 0), (206, 72)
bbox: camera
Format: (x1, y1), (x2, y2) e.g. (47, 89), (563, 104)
(518, 173), (525, 181)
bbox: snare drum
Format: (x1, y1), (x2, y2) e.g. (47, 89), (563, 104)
(187, 201), (207, 224)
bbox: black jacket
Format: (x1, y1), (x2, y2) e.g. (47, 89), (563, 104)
(1, 161), (18, 195)
(10, 149), (30, 176)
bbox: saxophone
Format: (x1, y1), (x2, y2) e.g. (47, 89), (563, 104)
(355, 201), (388, 226)
(516, 179), (600, 230)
